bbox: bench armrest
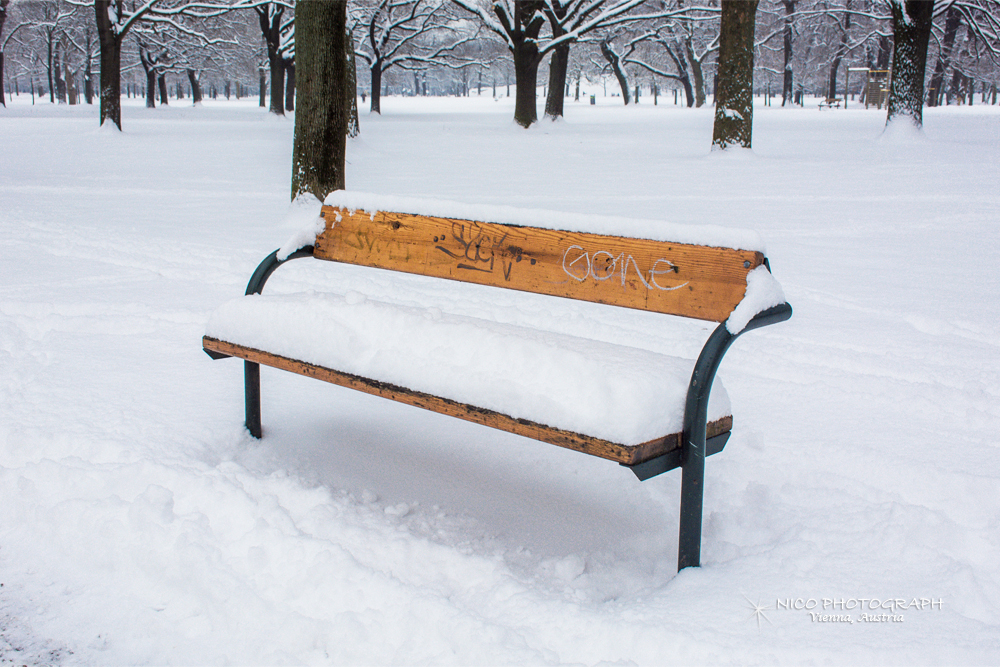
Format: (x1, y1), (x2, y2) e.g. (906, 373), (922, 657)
(245, 246), (316, 296)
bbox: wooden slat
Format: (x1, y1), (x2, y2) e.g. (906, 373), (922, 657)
(314, 206), (763, 323)
(203, 336), (733, 466)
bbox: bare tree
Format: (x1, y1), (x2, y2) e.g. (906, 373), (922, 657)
(86, 0), (262, 129)
(453, 0), (647, 126)
(885, 0), (934, 127)
(353, 0), (478, 114)
(254, 1), (291, 115)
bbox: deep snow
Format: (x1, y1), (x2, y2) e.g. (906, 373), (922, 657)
(1, 93), (999, 665)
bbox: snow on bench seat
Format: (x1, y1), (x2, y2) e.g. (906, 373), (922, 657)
(204, 289), (731, 464)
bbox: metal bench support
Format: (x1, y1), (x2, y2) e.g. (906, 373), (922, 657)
(241, 246), (315, 439)
(676, 302), (793, 571)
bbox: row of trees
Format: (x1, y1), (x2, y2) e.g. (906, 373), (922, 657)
(4, 1), (999, 124)
(2, 1), (999, 197)
(0, 0), (1000, 126)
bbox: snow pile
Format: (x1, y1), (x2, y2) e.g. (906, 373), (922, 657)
(725, 265), (788, 334)
(206, 289), (730, 445)
(275, 194), (325, 260)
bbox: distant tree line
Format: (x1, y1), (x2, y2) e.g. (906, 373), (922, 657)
(2, 0), (999, 149)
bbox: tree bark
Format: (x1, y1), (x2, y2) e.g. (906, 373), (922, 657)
(46, 37), (54, 103)
(54, 44), (66, 103)
(187, 69), (202, 104)
(291, 0), (348, 201)
(144, 68), (156, 108)
(284, 59), (295, 111)
(66, 65), (77, 104)
(600, 39), (630, 105)
(781, 0), (794, 106)
(512, 37), (541, 125)
(258, 68), (266, 107)
(257, 4), (285, 115)
(95, 0), (123, 129)
(544, 42), (569, 118)
(876, 34), (891, 70)
(502, 1), (545, 128)
(347, 27), (360, 138)
(662, 42), (694, 107)
(885, 0), (934, 128)
(369, 61), (382, 113)
(84, 59), (94, 104)
(927, 5), (960, 106)
(0, 0), (7, 108)
(157, 74), (168, 105)
(268, 55), (284, 113)
(827, 0), (851, 101)
(712, 0), (758, 150)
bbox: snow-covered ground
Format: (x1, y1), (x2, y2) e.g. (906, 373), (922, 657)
(1, 92), (999, 665)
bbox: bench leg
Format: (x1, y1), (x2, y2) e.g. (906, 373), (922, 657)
(245, 360), (262, 439)
(677, 419), (706, 571)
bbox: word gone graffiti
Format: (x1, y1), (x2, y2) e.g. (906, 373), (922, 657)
(561, 245), (689, 291)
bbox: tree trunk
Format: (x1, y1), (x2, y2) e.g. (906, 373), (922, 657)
(827, 55), (843, 101)
(284, 60), (295, 111)
(600, 40), (630, 105)
(67, 66), (77, 104)
(712, 0), (759, 150)
(157, 74), (168, 105)
(268, 53), (284, 114)
(781, 0), (794, 106)
(948, 66), (963, 105)
(885, 0), (934, 128)
(144, 68), (156, 108)
(187, 69), (202, 105)
(291, 0), (348, 201)
(95, 0), (122, 129)
(347, 28), (359, 138)
(683, 41), (707, 108)
(370, 62), (382, 113)
(84, 62), (94, 104)
(827, 0), (851, 101)
(54, 46), (66, 103)
(544, 42), (570, 119)
(259, 68), (266, 107)
(257, 4), (286, 116)
(0, 0), (6, 107)
(663, 42), (695, 107)
(512, 39), (542, 126)
(927, 5), (960, 107)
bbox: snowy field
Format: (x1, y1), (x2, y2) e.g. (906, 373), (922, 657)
(1, 92), (999, 665)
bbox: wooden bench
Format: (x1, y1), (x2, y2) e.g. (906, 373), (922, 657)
(203, 197), (792, 571)
(818, 97), (842, 109)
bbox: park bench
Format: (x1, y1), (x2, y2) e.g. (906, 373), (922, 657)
(818, 97), (842, 109)
(202, 193), (792, 571)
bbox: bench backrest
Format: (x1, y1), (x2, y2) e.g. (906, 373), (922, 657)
(317, 205), (764, 323)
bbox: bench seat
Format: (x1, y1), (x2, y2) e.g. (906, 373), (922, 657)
(204, 290), (733, 466)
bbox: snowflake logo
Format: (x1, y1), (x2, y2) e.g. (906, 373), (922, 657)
(744, 595), (774, 630)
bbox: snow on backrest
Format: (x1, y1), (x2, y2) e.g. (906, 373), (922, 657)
(314, 205), (764, 323)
